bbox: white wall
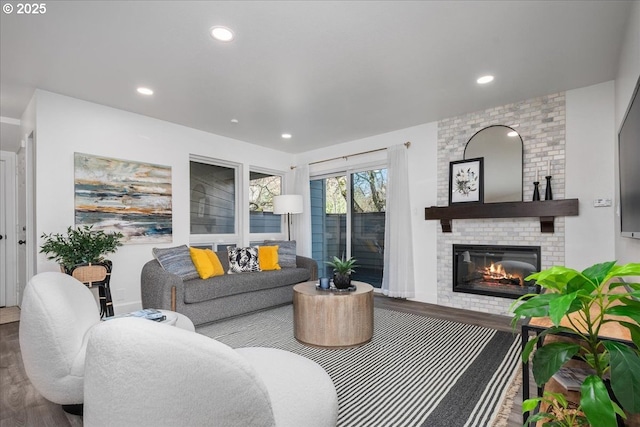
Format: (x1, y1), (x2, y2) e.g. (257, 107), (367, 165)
(33, 91), (294, 313)
(28, 80), (628, 313)
(614, 0), (640, 264)
(565, 81), (616, 269)
(294, 122), (439, 304)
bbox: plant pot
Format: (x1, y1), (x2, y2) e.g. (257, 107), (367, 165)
(333, 273), (351, 289)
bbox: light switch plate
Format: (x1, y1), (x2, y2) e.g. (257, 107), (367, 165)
(593, 198), (612, 207)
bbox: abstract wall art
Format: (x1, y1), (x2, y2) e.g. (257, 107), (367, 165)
(74, 153), (172, 243)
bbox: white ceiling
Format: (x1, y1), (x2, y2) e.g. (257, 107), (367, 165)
(0, 1), (633, 154)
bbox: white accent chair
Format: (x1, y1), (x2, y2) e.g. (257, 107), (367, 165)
(19, 271), (101, 411)
(84, 317), (339, 427)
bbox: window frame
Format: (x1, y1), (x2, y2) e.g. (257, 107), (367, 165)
(189, 155), (241, 246)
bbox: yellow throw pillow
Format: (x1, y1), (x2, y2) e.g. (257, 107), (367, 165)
(258, 246), (281, 271)
(204, 249), (225, 277)
(189, 247), (215, 279)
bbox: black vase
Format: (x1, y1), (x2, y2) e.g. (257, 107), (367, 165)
(333, 273), (352, 289)
(533, 181), (540, 201)
(545, 176), (553, 200)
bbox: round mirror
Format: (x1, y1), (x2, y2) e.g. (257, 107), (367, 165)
(464, 125), (523, 203)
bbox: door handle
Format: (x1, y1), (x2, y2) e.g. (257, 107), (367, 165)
(0, 235), (3, 240)
(18, 240), (26, 245)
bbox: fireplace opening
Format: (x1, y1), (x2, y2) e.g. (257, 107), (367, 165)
(453, 244), (541, 299)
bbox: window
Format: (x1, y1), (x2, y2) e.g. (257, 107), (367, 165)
(351, 169), (386, 287)
(190, 160), (237, 235)
(249, 171), (282, 233)
(311, 168), (387, 287)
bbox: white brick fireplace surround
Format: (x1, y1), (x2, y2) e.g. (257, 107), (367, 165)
(436, 92), (566, 315)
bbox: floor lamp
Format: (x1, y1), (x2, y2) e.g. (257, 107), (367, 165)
(273, 195), (303, 241)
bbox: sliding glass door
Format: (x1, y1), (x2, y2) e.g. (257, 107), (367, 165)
(311, 168), (387, 287)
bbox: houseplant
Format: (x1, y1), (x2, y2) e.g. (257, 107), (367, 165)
(511, 261), (640, 427)
(326, 255), (358, 289)
(40, 225), (124, 272)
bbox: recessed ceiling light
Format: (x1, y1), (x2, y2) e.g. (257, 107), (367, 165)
(477, 75), (494, 85)
(507, 131), (519, 137)
(230, 119), (239, 124)
(281, 133), (292, 139)
(136, 87), (154, 95)
(210, 26), (234, 42)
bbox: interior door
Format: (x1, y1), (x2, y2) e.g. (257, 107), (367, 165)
(0, 151), (18, 307)
(0, 157), (6, 307)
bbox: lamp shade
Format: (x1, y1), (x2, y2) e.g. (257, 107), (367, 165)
(273, 195), (303, 214)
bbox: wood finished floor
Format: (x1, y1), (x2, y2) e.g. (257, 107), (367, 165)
(0, 296), (526, 426)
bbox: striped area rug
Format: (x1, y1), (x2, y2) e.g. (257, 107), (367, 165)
(197, 305), (520, 427)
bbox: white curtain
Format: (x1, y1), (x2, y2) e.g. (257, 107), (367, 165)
(291, 164), (312, 257)
(382, 145), (415, 298)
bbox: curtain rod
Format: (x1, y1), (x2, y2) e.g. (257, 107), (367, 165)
(291, 141), (410, 170)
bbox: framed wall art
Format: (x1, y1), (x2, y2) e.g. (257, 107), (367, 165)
(74, 153), (172, 244)
(449, 157), (483, 204)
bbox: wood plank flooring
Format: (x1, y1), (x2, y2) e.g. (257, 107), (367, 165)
(0, 295), (526, 426)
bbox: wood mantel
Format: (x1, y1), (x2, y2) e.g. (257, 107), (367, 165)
(424, 199), (579, 233)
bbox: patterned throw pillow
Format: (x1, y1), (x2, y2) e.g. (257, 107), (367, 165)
(227, 247), (261, 274)
(152, 245), (200, 280)
(263, 240), (296, 268)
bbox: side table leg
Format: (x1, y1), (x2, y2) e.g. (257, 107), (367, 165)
(98, 286), (107, 318)
(97, 285), (115, 318)
(103, 284), (114, 317)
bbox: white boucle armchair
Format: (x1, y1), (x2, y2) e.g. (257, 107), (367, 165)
(19, 271), (102, 413)
(83, 317), (339, 427)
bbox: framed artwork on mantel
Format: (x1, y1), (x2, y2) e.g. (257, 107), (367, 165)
(449, 157), (484, 205)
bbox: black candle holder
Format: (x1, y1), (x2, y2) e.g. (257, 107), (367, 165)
(533, 182), (540, 201)
(544, 176), (553, 200)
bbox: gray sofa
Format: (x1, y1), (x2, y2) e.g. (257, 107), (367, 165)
(141, 251), (317, 326)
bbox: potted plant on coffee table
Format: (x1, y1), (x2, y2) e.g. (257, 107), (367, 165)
(326, 255), (358, 289)
(511, 261), (640, 427)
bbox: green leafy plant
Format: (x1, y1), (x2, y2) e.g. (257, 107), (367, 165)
(511, 261), (640, 427)
(40, 225), (124, 270)
(325, 255), (358, 275)
(523, 391), (589, 426)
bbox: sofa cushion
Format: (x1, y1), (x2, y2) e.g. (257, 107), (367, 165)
(190, 247), (215, 279)
(152, 245), (199, 280)
(228, 247), (261, 273)
(258, 246), (281, 271)
(205, 250), (225, 277)
(189, 248), (225, 279)
(263, 240), (296, 268)
(183, 268), (311, 304)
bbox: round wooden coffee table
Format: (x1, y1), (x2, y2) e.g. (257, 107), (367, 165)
(293, 281), (374, 348)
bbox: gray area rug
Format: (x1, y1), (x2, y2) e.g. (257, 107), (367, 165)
(197, 305), (520, 427)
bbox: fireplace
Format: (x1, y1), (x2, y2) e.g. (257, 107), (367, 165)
(453, 244), (541, 299)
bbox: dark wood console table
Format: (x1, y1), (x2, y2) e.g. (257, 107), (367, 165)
(424, 199), (579, 233)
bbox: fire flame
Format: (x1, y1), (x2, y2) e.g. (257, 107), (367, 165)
(482, 263), (523, 285)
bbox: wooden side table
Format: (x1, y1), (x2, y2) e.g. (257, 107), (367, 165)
(293, 281), (374, 348)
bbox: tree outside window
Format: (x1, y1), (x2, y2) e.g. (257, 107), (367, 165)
(249, 172), (282, 233)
